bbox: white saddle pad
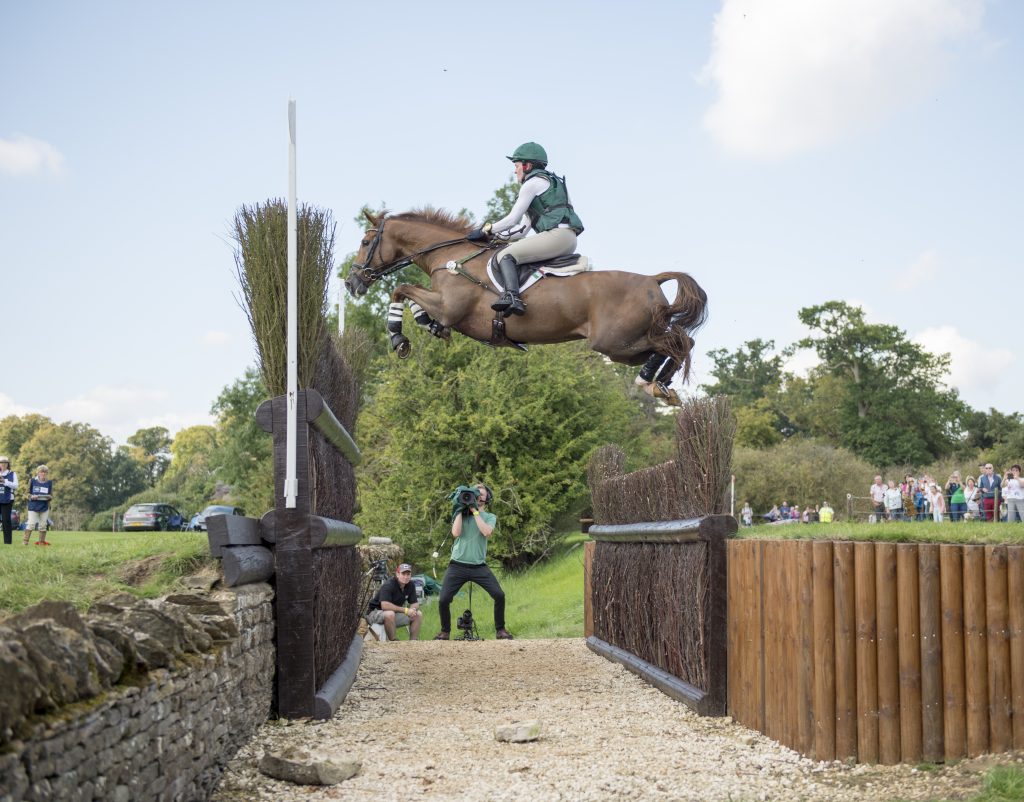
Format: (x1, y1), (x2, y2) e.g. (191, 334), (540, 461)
(487, 255), (591, 294)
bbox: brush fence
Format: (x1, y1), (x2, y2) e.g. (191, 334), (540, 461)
(728, 539), (1024, 764)
(584, 515), (735, 716)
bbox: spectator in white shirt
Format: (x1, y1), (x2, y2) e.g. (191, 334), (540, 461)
(869, 475), (886, 522)
(884, 480), (904, 521)
(1003, 465), (1024, 523)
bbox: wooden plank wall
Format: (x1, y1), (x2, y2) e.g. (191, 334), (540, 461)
(728, 540), (1023, 764)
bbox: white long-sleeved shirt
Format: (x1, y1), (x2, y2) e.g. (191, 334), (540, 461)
(489, 175), (551, 234)
(0, 470), (17, 493)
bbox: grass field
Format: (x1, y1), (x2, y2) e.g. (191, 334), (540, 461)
(739, 520), (1024, 545)
(0, 530), (215, 616)
(391, 536), (588, 640)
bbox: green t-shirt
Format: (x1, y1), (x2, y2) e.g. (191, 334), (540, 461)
(451, 510), (497, 565)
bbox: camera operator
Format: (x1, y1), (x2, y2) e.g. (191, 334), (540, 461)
(434, 483), (513, 640)
(366, 563), (422, 641)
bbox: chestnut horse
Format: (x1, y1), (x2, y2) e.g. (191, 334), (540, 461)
(344, 209), (707, 402)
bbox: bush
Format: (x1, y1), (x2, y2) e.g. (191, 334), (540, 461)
(734, 438), (873, 519)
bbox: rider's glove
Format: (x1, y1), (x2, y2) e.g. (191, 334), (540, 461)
(467, 223), (492, 242)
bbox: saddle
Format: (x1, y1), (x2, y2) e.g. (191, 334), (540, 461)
(486, 253), (591, 294)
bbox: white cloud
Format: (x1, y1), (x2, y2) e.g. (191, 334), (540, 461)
(0, 134), (65, 176)
(701, 0), (985, 159)
(896, 249), (941, 290)
(914, 325), (1013, 399)
(0, 393), (30, 419)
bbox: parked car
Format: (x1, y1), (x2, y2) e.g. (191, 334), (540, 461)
(193, 504), (246, 531)
(122, 503), (186, 532)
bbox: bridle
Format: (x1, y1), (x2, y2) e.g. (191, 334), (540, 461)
(349, 217), (485, 286)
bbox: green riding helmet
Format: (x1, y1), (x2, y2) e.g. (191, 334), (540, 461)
(506, 142), (548, 165)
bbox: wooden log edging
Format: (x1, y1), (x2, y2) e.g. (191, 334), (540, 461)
(588, 514), (735, 716)
(314, 634), (364, 720)
(259, 510), (362, 547)
(587, 636), (720, 715)
(222, 545), (275, 587)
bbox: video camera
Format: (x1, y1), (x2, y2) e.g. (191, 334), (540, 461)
(449, 485), (480, 517)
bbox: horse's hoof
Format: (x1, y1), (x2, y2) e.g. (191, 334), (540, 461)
(391, 335), (411, 359)
(654, 382), (681, 406)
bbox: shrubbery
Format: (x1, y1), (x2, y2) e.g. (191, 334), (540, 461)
(734, 438), (873, 519)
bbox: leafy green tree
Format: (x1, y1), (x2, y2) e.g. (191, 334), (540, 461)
(960, 408), (1024, 454)
(355, 333), (640, 568)
(484, 177), (519, 223)
(796, 301), (965, 466)
(127, 426), (171, 487)
(99, 446), (149, 510)
(702, 338), (784, 408)
(17, 421), (120, 522)
(160, 425), (219, 513)
(734, 398), (783, 448)
(0, 413), (53, 464)
(210, 367), (273, 516)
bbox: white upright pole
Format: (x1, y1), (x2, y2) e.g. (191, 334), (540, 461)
(285, 99), (298, 508)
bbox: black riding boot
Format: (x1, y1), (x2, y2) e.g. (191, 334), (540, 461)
(491, 256), (526, 316)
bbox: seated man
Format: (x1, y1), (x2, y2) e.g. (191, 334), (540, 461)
(366, 563), (422, 641)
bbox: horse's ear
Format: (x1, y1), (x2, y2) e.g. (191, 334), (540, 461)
(363, 209), (381, 228)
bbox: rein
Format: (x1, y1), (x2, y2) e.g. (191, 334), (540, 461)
(352, 217), (498, 285)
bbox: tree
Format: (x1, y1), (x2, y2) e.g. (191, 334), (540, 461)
(702, 338), (783, 408)
(160, 425), (219, 512)
(0, 413), (53, 461)
(210, 368), (273, 516)
(355, 333), (640, 568)
(127, 426), (171, 487)
(796, 301), (965, 465)
(17, 421), (121, 521)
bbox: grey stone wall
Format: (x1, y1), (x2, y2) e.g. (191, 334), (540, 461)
(0, 583), (275, 802)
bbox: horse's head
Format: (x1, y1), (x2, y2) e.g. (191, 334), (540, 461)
(344, 210), (388, 298)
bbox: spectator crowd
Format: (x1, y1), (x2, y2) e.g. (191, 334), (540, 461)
(865, 462), (1022, 523)
(740, 500), (834, 527)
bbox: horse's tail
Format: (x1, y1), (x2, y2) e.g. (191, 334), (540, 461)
(649, 272), (708, 384)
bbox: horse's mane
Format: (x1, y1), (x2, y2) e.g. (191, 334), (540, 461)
(391, 207), (473, 233)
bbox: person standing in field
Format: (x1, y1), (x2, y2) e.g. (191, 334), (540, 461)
(24, 465), (53, 546)
(869, 476), (886, 522)
(0, 456), (17, 545)
(946, 471), (966, 522)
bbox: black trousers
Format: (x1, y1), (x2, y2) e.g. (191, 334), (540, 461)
(438, 560), (506, 632)
(1, 502), (12, 545)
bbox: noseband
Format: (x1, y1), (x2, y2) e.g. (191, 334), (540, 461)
(349, 217), (488, 287)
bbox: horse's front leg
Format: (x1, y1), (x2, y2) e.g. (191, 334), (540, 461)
(385, 285), (451, 359)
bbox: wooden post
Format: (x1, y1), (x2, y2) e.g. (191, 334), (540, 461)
(940, 544), (966, 761)
(897, 544), (922, 764)
(919, 544), (944, 763)
(964, 546), (989, 757)
(834, 541), (857, 762)
(727, 539), (763, 732)
(1008, 547), (1024, 749)
(855, 542), (879, 763)
(875, 543), (900, 764)
(813, 541), (836, 762)
(796, 540), (815, 757)
(986, 545), (1012, 754)
(763, 541), (793, 750)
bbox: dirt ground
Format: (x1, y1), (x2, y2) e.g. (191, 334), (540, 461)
(212, 638), (1017, 802)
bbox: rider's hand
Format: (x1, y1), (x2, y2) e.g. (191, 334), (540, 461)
(467, 223), (492, 242)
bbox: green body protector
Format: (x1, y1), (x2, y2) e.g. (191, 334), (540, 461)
(524, 168), (585, 235)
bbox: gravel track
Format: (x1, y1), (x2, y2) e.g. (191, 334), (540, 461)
(212, 638), (1012, 802)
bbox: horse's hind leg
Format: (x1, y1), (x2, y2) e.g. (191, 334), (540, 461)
(634, 352), (681, 406)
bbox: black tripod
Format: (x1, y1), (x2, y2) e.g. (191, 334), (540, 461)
(454, 583), (481, 641)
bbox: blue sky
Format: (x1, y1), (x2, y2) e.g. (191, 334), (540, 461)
(1, 0), (1020, 445)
